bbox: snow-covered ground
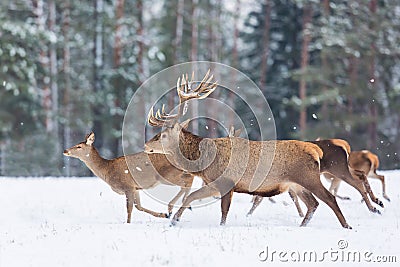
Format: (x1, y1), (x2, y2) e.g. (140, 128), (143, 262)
(0, 171), (399, 267)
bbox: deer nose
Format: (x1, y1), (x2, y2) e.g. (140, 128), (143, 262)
(63, 149), (70, 155)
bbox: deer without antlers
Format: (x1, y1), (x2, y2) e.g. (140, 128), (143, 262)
(327, 150), (389, 201)
(63, 132), (196, 223)
(248, 139), (384, 217)
(144, 71), (352, 228)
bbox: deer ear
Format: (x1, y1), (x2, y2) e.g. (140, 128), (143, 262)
(228, 126), (242, 137)
(233, 128), (242, 137)
(86, 132), (95, 145)
(172, 122), (182, 133)
(180, 119), (191, 130)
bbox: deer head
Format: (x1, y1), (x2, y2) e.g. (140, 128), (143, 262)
(63, 132), (96, 159)
(145, 70), (217, 156)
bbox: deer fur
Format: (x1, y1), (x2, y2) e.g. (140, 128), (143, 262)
(63, 132), (194, 223)
(248, 139), (384, 217)
(247, 186), (305, 218)
(145, 124), (352, 229)
(328, 150), (389, 201)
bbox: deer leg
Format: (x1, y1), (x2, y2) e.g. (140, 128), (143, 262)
(171, 184), (220, 226)
(126, 191), (134, 223)
(181, 187), (193, 211)
(329, 167), (381, 214)
(182, 173), (194, 210)
(220, 190), (234, 225)
(288, 189), (304, 217)
(297, 177), (352, 229)
(360, 174), (385, 208)
(168, 188), (186, 216)
(350, 169), (384, 208)
(132, 191), (169, 218)
(247, 195), (264, 216)
(370, 172), (390, 202)
(329, 177), (351, 200)
(295, 189), (318, 226)
(168, 186), (192, 216)
(379, 175), (390, 202)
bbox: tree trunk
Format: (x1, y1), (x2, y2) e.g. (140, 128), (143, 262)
(62, 0), (72, 176)
(48, 0), (59, 159)
(348, 56), (358, 113)
(259, 0), (271, 91)
(232, 0), (240, 69)
(204, 0), (219, 137)
(136, 0), (144, 82)
(93, 0), (104, 151)
(166, 0), (184, 118)
(368, 0), (377, 150)
(299, 3), (312, 138)
(228, 0), (241, 130)
(0, 141), (5, 176)
(190, 0), (199, 134)
(112, 0), (125, 157)
(32, 0), (52, 132)
(136, 0), (148, 142)
(320, 0), (329, 118)
(190, 0), (198, 62)
(114, 0), (124, 68)
(174, 0), (184, 63)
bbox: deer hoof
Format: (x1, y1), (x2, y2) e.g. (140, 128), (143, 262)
(373, 208), (382, 215)
(170, 218), (179, 227)
(384, 195), (391, 202)
(343, 224), (352, 229)
(377, 200), (384, 208)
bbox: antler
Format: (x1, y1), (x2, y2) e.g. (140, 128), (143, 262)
(177, 69), (217, 102)
(147, 70), (218, 127)
(147, 105), (177, 127)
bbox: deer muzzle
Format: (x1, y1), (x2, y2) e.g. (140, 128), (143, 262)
(63, 149), (71, 156)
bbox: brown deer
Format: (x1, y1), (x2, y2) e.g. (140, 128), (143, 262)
(63, 131), (195, 223)
(327, 150), (389, 201)
(145, 71), (352, 228)
(248, 139), (384, 216)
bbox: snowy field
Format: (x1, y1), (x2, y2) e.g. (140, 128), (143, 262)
(0, 171), (399, 267)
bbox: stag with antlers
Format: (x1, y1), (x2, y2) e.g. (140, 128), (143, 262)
(145, 71), (352, 228)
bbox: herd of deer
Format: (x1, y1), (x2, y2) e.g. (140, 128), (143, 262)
(63, 71), (390, 229)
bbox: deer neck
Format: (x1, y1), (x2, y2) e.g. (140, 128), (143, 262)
(81, 148), (110, 180)
(178, 129), (203, 161)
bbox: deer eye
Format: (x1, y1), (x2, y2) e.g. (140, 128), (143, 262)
(76, 146), (82, 149)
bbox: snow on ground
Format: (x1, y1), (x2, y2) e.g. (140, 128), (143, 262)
(0, 171), (399, 267)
